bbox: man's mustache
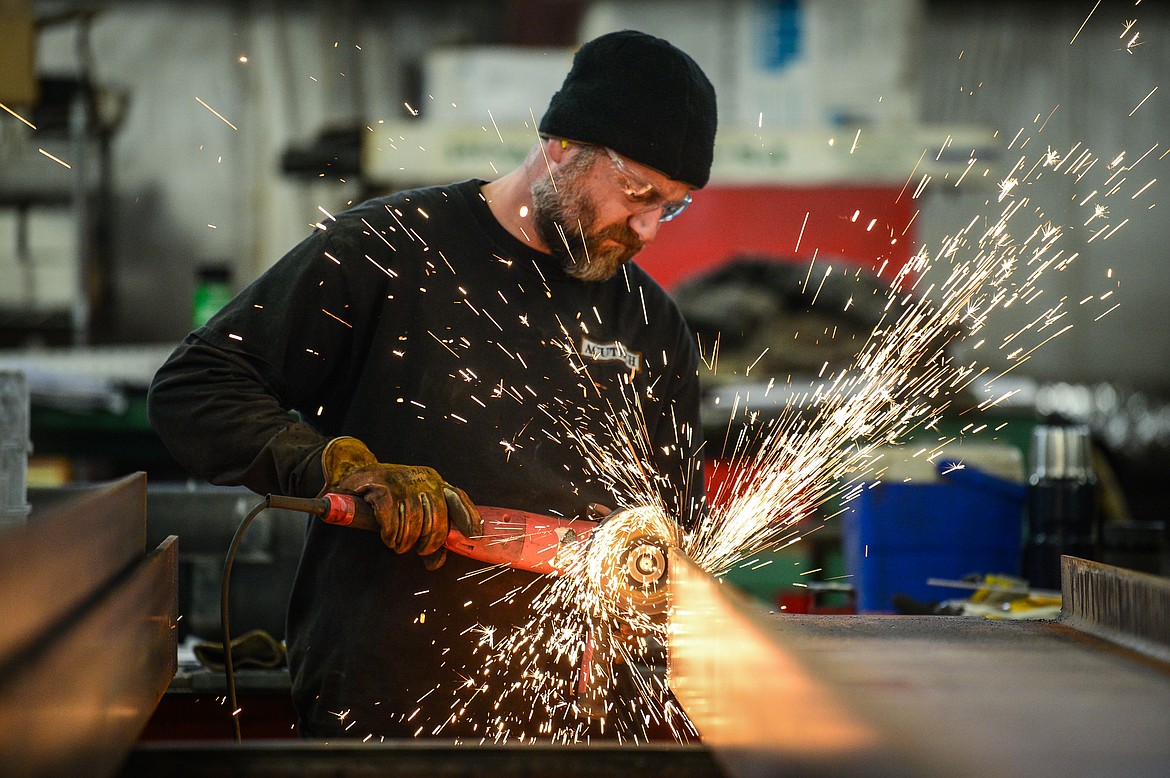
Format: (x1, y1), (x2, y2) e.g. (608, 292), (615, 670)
(590, 224), (643, 254)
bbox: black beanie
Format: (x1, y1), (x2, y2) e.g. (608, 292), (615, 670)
(539, 30), (718, 189)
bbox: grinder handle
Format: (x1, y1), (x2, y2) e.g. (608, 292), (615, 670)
(269, 492), (464, 538)
(266, 492), (381, 531)
(267, 493), (599, 573)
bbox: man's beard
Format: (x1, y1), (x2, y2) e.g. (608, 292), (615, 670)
(530, 153), (644, 282)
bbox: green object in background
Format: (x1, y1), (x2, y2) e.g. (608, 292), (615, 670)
(713, 410), (1039, 612)
(723, 543), (812, 599)
(193, 265), (233, 328)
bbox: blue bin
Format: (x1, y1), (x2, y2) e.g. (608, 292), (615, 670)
(843, 461), (1026, 612)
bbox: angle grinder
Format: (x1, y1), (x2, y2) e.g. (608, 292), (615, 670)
(267, 492), (672, 615)
(219, 493), (673, 739)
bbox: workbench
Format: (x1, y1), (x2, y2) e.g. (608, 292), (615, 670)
(670, 553), (1170, 778)
(6, 473), (1168, 777)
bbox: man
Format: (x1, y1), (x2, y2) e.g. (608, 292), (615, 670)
(149, 29), (717, 740)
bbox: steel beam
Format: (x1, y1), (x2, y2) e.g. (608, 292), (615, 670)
(0, 474), (147, 662)
(0, 474), (178, 778)
(668, 550), (1170, 778)
(1061, 555), (1170, 662)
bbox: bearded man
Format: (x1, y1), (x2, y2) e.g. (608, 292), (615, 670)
(149, 29), (717, 740)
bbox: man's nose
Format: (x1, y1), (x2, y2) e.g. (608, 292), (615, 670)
(628, 210), (662, 244)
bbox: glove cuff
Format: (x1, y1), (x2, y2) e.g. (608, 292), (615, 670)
(319, 436), (379, 494)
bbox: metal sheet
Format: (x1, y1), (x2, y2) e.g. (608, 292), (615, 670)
(0, 535), (178, 778)
(668, 551), (912, 778)
(0, 473), (147, 663)
(668, 550), (1170, 778)
(1061, 555), (1170, 661)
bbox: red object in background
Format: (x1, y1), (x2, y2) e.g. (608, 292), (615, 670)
(704, 458), (758, 512)
(778, 591), (855, 615)
(635, 185), (917, 290)
(778, 592), (815, 614)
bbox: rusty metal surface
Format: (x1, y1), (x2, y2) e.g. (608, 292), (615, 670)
(669, 550), (1170, 778)
(0, 473), (178, 778)
(1062, 555), (1170, 662)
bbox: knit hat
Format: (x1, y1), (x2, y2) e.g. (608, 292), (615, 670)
(539, 30), (718, 189)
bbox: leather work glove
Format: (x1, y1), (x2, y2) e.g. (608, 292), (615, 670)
(320, 436), (482, 570)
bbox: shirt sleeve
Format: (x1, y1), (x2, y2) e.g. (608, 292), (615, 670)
(147, 217), (382, 498)
(148, 333), (331, 497)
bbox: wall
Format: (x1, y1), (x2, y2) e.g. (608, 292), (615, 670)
(11, 0), (1169, 394)
(917, 2), (1170, 391)
(26, 0), (506, 341)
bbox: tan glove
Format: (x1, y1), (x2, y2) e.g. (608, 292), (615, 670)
(320, 436), (482, 570)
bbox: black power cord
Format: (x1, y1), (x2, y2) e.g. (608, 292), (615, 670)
(220, 493), (347, 741)
(219, 498), (268, 742)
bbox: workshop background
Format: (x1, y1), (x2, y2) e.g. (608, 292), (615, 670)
(2, 0), (1168, 650)
(3, 0), (1170, 770)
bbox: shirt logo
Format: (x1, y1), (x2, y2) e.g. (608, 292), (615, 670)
(581, 337), (642, 372)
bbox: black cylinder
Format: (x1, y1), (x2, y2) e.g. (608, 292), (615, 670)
(1022, 424), (1099, 590)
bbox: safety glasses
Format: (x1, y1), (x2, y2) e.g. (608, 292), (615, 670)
(603, 147), (692, 223)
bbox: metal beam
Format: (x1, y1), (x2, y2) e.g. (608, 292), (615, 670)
(0, 474), (147, 663)
(0, 474), (178, 778)
(1061, 555), (1170, 662)
(668, 550), (1170, 778)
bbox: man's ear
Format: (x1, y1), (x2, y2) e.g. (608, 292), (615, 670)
(547, 136), (569, 164)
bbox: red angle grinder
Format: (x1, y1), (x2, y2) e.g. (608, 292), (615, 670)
(266, 492), (672, 614)
(219, 492), (672, 740)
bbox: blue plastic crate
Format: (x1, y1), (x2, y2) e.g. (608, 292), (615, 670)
(843, 462), (1026, 612)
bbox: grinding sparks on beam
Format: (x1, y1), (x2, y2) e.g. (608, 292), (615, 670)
(683, 124), (1144, 580)
(427, 327), (702, 743)
(448, 116), (1150, 743)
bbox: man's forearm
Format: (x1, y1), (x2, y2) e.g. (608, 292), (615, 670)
(148, 334), (329, 497)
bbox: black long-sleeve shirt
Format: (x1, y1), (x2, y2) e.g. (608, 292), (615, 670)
(149, 179), (703, 738)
